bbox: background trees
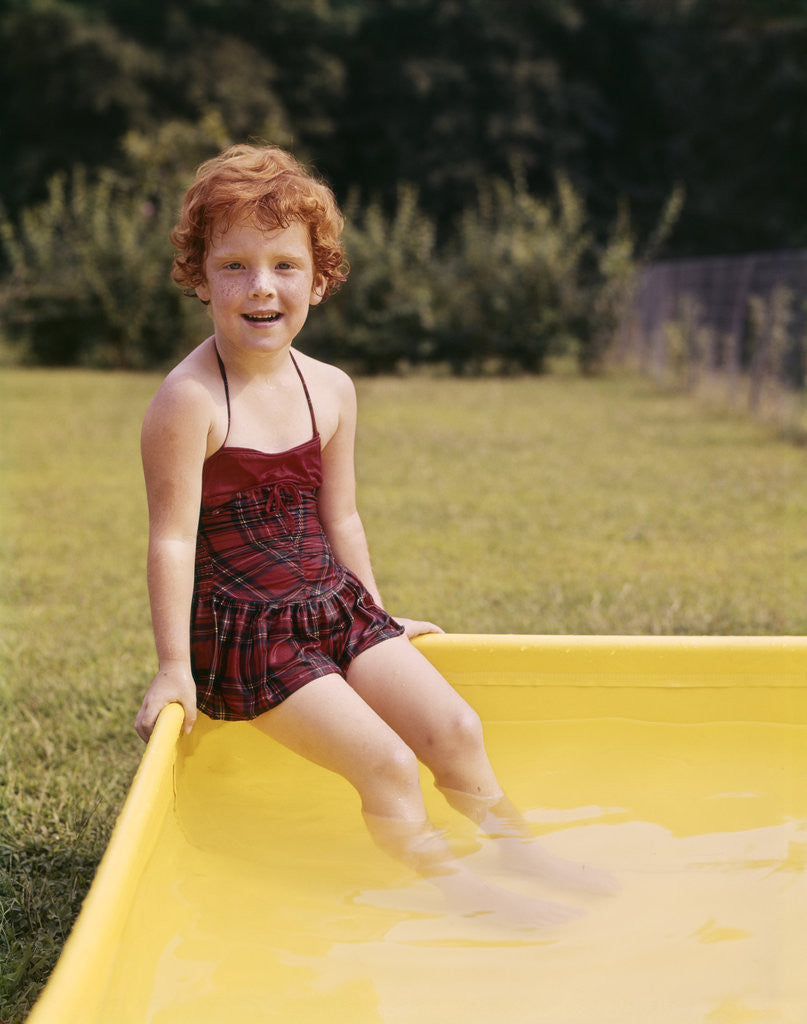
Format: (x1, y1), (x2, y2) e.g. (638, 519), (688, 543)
(1, 0), (805, 369)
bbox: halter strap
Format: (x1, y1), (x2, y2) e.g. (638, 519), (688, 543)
(214, 344), (231, 445)
(213, 345), (317, 443)
(289, 352), (318, 437)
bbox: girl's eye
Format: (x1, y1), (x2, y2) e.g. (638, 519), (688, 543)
(276, 262), (294, 270)
(224, 262), (244, 271)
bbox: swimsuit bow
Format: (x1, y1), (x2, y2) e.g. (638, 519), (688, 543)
(265, 482), (304, 533)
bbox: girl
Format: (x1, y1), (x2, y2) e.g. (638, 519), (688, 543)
(134, 144), (608, 924)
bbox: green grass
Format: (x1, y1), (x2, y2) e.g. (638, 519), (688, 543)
(2, 366), (806, 1021)
(359, 372), (807, 635)
(1, 370), (157, 1022)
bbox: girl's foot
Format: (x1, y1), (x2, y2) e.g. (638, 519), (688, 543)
(432, 862), (583, 929)
(435, 787), (619, 896)
(494, 836), (620, 896)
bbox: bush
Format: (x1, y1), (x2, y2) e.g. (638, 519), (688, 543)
(586, 185), (685, 375)
(0, 167), (179, 368)
(309, 174), (677, 376)
(1, 141), (678, 375)
(304, 186), (439, 373)
(0, 115), (229, 368)
(433, 175), (594, 374)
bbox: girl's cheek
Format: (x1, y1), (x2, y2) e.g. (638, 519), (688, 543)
(216, 282), (241, 303)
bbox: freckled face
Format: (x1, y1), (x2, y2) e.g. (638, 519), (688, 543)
(196, 219), (324, 357)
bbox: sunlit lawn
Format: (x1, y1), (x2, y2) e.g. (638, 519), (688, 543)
(2, 365), (805, 1021)
(360, 372), (806, 636)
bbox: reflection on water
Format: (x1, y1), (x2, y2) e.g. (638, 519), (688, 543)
(107, 717), (807, 1023)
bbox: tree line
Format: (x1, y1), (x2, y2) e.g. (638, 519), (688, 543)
(1, 0), (805, 371)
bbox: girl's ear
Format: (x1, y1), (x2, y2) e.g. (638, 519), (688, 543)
(309, 275), (327, 307)
(195, 279), (211, 304)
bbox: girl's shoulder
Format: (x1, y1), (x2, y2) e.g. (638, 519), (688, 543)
(292, 350), (356, 447)
(293, 349), (354, 397)
(144, 339), (223, 441)
(295, 348), (356, 409)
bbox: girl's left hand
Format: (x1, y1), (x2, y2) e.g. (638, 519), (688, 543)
(394, 617), (445, 639)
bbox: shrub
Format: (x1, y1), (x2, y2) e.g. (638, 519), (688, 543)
(432, 174), (593, 374)
(308, 174), (664, 376)
(0, 167), (180, 368)
(1, 138), (679, 375)
(304, 186), (439, 373)
(593, 185), (685, 376)
(0, 115), (229, 368)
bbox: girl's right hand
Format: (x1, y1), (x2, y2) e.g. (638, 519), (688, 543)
(394, 617), (445, 640)
(134, 665), (197, 743)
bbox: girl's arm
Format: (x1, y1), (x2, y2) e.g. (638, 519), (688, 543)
(317, 371), (380, 600)
(318, 371), (442, 639)
(134, 378), (211, 741)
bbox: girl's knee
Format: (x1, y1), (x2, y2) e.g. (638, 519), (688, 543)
(426, 706), (501, 795)
(354, 737), (421, 801)
(379, 740), (421, 786)
(439, 705), (486, 758)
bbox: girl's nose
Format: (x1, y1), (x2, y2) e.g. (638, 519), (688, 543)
(249, 271), (276, 298)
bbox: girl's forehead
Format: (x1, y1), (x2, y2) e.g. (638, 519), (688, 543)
(208, 216), (311, 254)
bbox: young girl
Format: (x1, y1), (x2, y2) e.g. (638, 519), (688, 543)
(134, 144), (609, 925)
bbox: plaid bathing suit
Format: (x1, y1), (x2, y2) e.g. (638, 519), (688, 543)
(190, 349), (404, 720)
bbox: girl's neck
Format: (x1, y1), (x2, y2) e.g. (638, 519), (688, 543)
(212, 336), (295, 386)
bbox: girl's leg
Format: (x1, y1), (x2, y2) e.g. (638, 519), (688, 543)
(251, 672), (425, 822)
(253, 670), (577, 924)
(348, 637), (617, 896)
(346, 635), (503, 799)
(251, 673), (451, 872)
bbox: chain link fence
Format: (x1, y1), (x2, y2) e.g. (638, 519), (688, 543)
(616, 251), (807, 409)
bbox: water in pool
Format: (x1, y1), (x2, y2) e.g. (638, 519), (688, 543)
(107, 716), (807, 1023)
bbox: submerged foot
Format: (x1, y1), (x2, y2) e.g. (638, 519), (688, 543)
(435, 788), (619, 897)
(494, 836), (620, 896)
(432, 863), (583, 929)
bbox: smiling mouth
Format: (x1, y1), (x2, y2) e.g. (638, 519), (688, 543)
(243, 313), (281, 323)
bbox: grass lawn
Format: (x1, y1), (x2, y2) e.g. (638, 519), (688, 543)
(1, 365), (805, 1021)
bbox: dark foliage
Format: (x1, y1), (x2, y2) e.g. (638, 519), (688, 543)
(1, 0), (805, 368)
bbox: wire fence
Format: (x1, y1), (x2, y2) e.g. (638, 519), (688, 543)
(616, 250), (807, 410)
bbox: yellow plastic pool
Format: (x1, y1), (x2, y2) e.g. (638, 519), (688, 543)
(27, 635), (807, 1023)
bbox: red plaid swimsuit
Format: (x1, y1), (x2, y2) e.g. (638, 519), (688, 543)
(190, 349), (404, 720)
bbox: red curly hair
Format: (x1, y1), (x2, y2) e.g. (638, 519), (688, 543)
(171, 144), (348, 299)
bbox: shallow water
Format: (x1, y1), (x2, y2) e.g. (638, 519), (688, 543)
(103, 717), (807, 1023)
